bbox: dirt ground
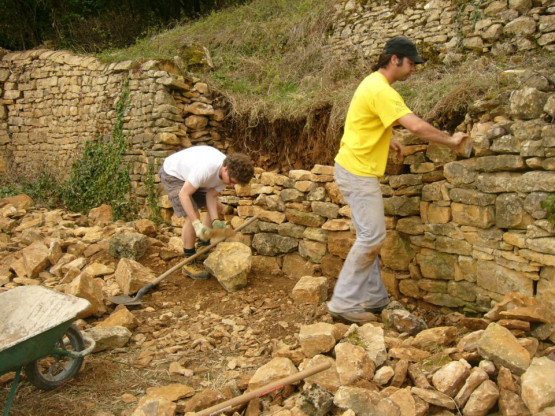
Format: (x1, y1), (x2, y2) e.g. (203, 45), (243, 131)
(0, 243), (448, 416)
(0, 249), (335, 416)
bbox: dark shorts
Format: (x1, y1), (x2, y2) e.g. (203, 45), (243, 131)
(159, 168), (207, 218)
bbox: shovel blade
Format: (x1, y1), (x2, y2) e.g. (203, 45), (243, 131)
(107, 294), (143, 306)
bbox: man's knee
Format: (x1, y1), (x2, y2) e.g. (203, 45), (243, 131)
(362, 241), (383, 263)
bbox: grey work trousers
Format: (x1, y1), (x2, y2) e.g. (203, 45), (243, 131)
(327, 163), (390, 313)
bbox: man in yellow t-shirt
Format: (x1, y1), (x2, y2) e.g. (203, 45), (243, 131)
(328, 36), (468, 324)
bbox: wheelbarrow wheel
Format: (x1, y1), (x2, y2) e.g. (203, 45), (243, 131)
(24, 324), (85, 390)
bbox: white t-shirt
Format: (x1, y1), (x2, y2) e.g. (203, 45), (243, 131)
(163, 146), (226, 191)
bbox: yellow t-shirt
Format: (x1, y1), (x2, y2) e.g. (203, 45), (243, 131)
(335, 71), (412, 177)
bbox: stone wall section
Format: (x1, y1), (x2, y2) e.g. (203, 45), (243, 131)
(0, 0), (554, 311)
(215, 72), (554, 312)
(328, 0), (554, 63)
(0, 49), (231, 207)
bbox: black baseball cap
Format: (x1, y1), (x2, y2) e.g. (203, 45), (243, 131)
(384, 36), (424, 64)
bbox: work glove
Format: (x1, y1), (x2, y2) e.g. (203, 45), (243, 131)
(212, 219), (226, 229)
(192, 219), (210, 242)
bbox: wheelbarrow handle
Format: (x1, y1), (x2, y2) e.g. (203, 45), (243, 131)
(52, 334), (96, 358)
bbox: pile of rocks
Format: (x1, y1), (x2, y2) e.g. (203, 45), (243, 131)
(128, 296), (555, 416)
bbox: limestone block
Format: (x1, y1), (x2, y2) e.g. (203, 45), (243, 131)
(108, 233), (149, 260)
(84, 326), (132, 353)
(204, 242), (251, 292)
(416, 248), (457, 280)
(285, 208), (326, 227)
(510, 87), (549, 120)
(335, 342), (375, 385)
(291, 275), (328, 305)
(115, 258), (156, 295)
(96, 306), (139, 330)
(250, 255), (282, 278)
(289, 169), (311, 180)
(521, 357), (555, 414)
(327, 230), (355, 259)
(21, 241), (50, 279)
(299, 323), (338, 357)
(304, 355), (340, 394)
(477, 322), (531, 375)
(462, 380), (499, 416)
(380, 231), (413, 271)
(452, 202), (495, 228)
(432, 360), (471, 397)
(321, 254), (343, 279)
(252, 233), (297, 256)
(145, 383), (195, 402)
(311, 201), (339, 219)
(388, 196), (423, 218)
(298, 239), (327, 263)
(65, 272), (106, 318)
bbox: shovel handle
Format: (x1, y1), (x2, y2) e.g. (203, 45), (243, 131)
(150, 215), (259, 287)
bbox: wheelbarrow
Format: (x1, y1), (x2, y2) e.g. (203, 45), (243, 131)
(0, 286), (96, 416)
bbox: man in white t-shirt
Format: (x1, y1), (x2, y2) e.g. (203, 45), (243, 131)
(160, 146), (254, 279)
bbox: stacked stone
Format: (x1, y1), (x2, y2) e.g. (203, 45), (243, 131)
(212, 71), (554, 315)
(172, 77), (229, 152)
(0, 50), (233, 208)
(328, 0), (555, 63)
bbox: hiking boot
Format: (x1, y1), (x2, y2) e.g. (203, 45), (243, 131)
(182, 259), (210, 280)
(327, 306), (377, 324)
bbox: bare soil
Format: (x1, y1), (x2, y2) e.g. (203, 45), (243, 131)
(0, 252), (335, 416)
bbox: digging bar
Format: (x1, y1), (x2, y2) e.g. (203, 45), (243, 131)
(193, 361), (331, 416)
(107, 215), (259, 306)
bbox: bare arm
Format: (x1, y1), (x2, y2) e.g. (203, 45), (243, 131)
(205, 188), (220, 224)
(398, 113), (467, 148)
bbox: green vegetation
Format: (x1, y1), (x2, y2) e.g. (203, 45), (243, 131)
(541, 194), (555, 228)
(61, 79), (133, 220)
(145, 163), (165, 225)
(0, 173), (61, 208)
(97, 0), (555, 138)
(100, 0), (356, 123)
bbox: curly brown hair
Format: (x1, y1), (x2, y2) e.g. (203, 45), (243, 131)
(223, 153), (254, 185)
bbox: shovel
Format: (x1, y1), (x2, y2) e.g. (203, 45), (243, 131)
(107, 215), (259, 306)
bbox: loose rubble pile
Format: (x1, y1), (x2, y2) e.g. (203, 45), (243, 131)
(0, 195), (554, 416)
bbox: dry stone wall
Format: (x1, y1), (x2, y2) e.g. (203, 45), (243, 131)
(0, 0), (554, 313)
(0, 49), (232, 208)
(212, 71), (554, 312)
(328, 0), (555, 63)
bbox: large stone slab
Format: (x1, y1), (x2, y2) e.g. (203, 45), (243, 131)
(477, 322), (531, 375)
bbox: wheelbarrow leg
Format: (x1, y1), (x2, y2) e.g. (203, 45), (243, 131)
(3, 367), (22, 416)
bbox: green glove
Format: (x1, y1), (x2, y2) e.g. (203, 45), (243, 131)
(212, 219), (226, 229)
(192, 219), (210, 242)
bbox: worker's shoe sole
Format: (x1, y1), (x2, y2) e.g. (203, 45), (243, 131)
(182, 262), (210, 280)
(328, 308), (377, 324)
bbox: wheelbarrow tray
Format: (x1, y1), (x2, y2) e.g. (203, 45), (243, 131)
(0, 286), (91, 374)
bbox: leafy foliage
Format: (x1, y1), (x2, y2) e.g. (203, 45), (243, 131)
(0, 172), (60, 207)
(145, 163), (164, 225)
(60, 79), (132, 219)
